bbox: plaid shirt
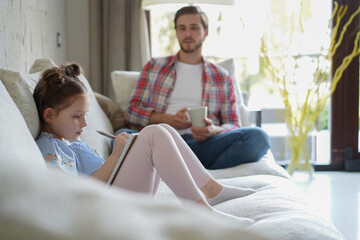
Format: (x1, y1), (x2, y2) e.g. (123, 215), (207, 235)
(125, 54), (241, 131)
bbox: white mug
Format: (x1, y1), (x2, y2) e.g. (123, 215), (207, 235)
(188, 106), (208, 127)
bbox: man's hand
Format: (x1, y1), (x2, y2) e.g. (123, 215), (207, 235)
(191, 118), (224, 141)
(149, 108), (191, 130)
(172, 108), (192, 130)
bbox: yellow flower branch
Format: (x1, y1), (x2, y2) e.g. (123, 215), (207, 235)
(261, 1), (360, 175)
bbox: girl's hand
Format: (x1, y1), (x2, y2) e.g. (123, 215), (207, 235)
(111, 132), (130, 159)
(92, 132), (130, 182)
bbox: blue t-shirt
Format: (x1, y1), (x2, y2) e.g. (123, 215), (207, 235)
(36, 132), (104, 176)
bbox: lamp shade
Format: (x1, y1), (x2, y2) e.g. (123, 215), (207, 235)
(142, 0), (237, 8)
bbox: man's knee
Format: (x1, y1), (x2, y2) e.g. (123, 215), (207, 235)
(253, 127), (270, 146)
(233, 127), (270, 156)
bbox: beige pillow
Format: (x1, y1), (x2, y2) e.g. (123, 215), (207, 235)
(28, 57), (58, 74)
(111, 70), (139, 113)
(0, 68), (42, 138)
(29, 59), (114, 158)
(0, 81), (46, 169)
(216, 58), (250, 126)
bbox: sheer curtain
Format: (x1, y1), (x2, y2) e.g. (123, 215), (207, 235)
(89, 0), (150, 99)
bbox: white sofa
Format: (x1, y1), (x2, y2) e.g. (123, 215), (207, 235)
(0, 58), (344, 240)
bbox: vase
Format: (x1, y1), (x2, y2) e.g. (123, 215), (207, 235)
(286, 133), (315, 180)
(287, 159), (315, 182)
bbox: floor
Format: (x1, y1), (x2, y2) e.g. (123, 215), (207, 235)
(292, 171), (360, 240)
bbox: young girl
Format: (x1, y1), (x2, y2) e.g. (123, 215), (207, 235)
(33, 63), (255, 226)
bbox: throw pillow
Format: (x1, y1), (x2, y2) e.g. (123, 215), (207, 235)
(111, 70), (139, 112)
(0, 68), (42, 138)
(216, 58), (250, 126)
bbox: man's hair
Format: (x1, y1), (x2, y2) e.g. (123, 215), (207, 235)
(174, 6), (209, 30)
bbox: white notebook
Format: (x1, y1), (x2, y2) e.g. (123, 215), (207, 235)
(106, 133), (138, 186)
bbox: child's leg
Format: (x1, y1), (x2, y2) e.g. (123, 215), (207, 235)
(158, 124), (255, 205)
(112, 125), (254, 227)
(112, 125), (204, 203)
(157, 124), (212, 188)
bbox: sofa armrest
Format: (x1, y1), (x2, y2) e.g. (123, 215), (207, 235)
(94, 92), (125, 132)
(249, 108), (262, 127)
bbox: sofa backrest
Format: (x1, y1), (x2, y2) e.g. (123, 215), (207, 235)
(0, 80), (46, 169)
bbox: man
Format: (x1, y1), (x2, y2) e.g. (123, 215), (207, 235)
(123, 6), (270, 169)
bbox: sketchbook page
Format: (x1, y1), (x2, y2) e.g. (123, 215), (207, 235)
(106, 134), (138, 186)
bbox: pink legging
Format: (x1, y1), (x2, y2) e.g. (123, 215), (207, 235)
(112, 124), (212, 203)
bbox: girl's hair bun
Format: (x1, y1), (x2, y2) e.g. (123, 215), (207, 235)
(61, 63), (82, 78)
(41, 67), (64, 85)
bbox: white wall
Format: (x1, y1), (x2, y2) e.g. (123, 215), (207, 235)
(66, 0), (90, 76)
(0, 0), (68, 72)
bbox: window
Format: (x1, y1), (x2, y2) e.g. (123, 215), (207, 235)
(145, 0), (338, 167)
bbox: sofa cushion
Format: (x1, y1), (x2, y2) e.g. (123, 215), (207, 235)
(208, 151), (290, 180)
(0, 157), (273, 240)
(0, 81), (46, 169)
(155, 173), (344, 240)
(0, 69), (42, 138)
(28, 59), (114, 158)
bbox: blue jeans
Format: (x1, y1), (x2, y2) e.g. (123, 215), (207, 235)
(181, 127), (270, 169)
(113, 127), (270, 170)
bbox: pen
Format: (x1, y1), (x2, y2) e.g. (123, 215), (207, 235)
(97, 130), (116, 139)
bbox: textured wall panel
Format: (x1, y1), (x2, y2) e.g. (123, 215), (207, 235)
(0, 0), (67, 72)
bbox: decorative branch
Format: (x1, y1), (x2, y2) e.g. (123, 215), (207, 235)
(261, 1), (360, 175)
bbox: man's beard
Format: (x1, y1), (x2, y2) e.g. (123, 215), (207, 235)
(179, 39), (203, 53)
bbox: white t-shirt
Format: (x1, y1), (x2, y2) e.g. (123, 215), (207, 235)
(166, 61), (203, 134)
